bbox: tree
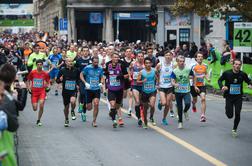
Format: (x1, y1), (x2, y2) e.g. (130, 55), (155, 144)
(172, 0), (252, 21)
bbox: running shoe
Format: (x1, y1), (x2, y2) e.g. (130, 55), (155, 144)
(142, 123), (148, 129)
(81, 112), (86, 122)
(184, 111), (189, 121)
(127, 109), (132, 117)
(71, 111), (76, 120)
(64, 119), (69, 127)
(118, 118), (124, 126)
(109, 111), (113, 118)
(232, 129), (238, 138)
(92, 121), (98, 127)
(162, 119), (168, 126)
(158, 100), (162, 111)
(36, 120), (42, 126)
(200, 115), (206, 122)
(178, 122), (183, 129)
(55, 90), (58, 96)
(78, 104), (83, 113)
(170, 110), (175, 118)
(192, 106), (197, 113)
(138, 119), (143, 127)
(150, 117), (156, 126)
(112, 120), (117, 128)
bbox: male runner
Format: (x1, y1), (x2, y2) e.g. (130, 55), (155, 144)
(122, 47), (134, 116)
(137, 57), (158, 129)
(56, 58), (79, 127)
(171, 55), (194, 129)
(80, 56), (104, 127)
(48, 47), (62, 96)
(104, 52), (128, 128)
(129, 51), (145, 126)
(27, 44), (47, 70)
(218, 59), (252, 137)
(27, 59), (50, 126)
(156, 51), (174, 125)
(75, 46), (92, 121)
(191, 51), (210, 122)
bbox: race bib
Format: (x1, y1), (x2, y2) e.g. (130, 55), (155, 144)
(33, 78), (43, 88)
(133, 72), (139, 80)
(177, 83), (189, 93)
(196, 77), (204, 83)
(162, 76), (171, 84)
(65, 80), (76, 90)
(109, 76), (120, 87)
(230, 84), (241, 95)
(143, 81), (155, 92)
(90, 78), (99, 87)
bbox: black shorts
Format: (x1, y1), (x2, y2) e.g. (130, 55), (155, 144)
(159, 87), (173, 94)
(190, 86), (207, 97)
(124, 79), (131, 90)
(62, 92), (77, 106)
(141, 91), (157, 103)
(86, 89), (101, 104)
(108, 89), (124, 104)
(132, 85), (142, 93)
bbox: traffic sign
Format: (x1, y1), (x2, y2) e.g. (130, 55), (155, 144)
(233, 22), (252, 53)
(59, 18), (68, 35)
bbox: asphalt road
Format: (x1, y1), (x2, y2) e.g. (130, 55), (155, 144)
(17, 91), (252, 166)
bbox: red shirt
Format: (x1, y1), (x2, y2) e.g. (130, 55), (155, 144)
(27, 70), (50, 92)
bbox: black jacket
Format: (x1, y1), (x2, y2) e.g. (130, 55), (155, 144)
(0, 89), (27, 132)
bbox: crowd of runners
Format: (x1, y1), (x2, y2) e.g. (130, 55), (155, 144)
(0, 32), (251, 139)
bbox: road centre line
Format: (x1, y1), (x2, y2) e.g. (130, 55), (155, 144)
(100, 98), (227, 166)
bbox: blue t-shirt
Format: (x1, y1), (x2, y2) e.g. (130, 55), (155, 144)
(49, 54), (62, 70)
(83, 65), (104, 90)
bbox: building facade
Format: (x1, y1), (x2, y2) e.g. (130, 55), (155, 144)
(35, 0), (201, 47)
(33, 0), (65, 35)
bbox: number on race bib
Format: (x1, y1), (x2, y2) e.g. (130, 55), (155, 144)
(65, 80), (76, 90)
(109, 76), (120, 87)
(33, 78), (43, 88)
(230, 84), (241, 95)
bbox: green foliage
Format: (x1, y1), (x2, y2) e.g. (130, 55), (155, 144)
(172, 0), (252, 21)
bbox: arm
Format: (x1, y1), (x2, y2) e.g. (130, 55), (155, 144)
(218, 72), (228, 92)
(136, 71), (145, 84)
(210, 50), (217, 64)
(15, 88), (28, 111)
(56, 69), (63, 84)
(80, 72), (87, 84)
(27, 53), (34, 67)
(243, 72), (252, 88)
(171, 72), (178, 88)
(128, 62), (134, 81)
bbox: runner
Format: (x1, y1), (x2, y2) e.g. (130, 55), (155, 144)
(104, 52), (128, 128)
(218, 59), (252, 137)
(27, 44), (47, 70)
(191, 51), (210, 122)
(48, 47), (62, 96)
(129, 51), (145, 126)
(171, 55), (194, 129)
(80, 56), (104, 127)
(27, 59), (50, 126)
(66, 45), (77, 60)
(75, 46), (92, 121)
(156, 51), (174, 125)
(56, 58), (79, 127)
(122, 47), (134, 116)
(137, 57), (158, 129)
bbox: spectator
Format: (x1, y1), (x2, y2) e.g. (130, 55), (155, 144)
(189, 42), (198, 58)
